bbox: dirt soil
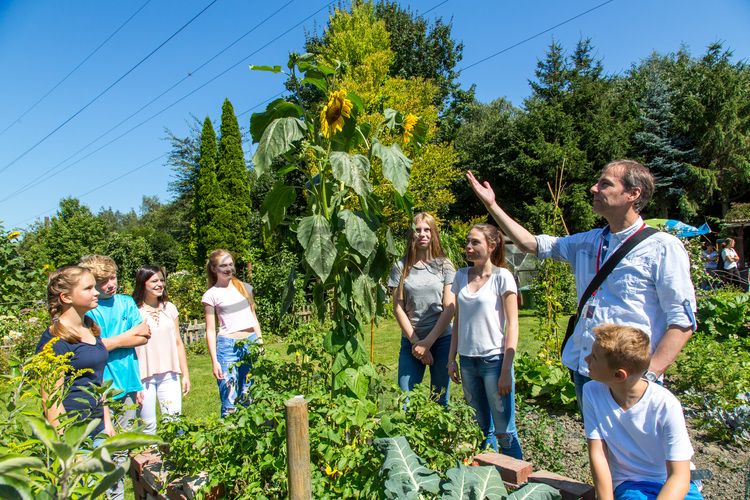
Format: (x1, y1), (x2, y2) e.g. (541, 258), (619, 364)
(524, 412), (748, 500)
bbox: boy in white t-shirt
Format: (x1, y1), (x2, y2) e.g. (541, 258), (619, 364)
(583, 324), (703, 500)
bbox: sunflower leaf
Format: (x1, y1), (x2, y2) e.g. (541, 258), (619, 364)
(338, 210), (377, 258)
(252, 117), (306, 176)
(372, 141), (412, 195)
(330, 152), (372, 197)
(297, 215), (336, 282)
(250, 99), (303, 143)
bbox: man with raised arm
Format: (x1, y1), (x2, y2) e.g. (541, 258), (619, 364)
(467, 160), (696, 409)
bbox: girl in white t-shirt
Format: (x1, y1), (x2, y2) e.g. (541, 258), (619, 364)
(448, 224), (523, 458)
(721, 238), (741, 287)
(133, 265), (190, 434)
(202, 249), (262, 417)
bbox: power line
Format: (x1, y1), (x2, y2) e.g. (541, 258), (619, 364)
(0, 0), (153, 137)
(421, 0), (450, 15)
(0, 1), (334, 204)
(0, 0), (221, 176)
(0, 0), (296, 205)
(457, 0), (617, 74)
(9, 92), (284, 229)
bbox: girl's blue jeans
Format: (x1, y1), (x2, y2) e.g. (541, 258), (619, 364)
(459, 354), (523, 459)
(398, 334), (451, 407)
(216, 334), (257, 417)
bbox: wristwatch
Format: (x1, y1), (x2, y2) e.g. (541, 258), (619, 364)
(644, 371), (658, 382)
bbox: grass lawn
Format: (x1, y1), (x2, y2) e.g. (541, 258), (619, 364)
(182, 310), (542, 419)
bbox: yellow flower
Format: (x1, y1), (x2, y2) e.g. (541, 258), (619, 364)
(320, 90), (352, 139)
(402, 113), (418, 144)
(325, 463), (341, 477)
(7, 231), (21, 240)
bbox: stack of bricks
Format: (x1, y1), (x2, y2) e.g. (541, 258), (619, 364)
(130, 449), (223, 500)
(473, 453), (595, 499)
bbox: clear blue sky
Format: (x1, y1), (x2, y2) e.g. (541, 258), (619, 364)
(1, 0), (748, 230)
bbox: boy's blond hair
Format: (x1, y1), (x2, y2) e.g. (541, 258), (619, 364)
(592, 323), (651, 376)
(79, 254), (118, 282)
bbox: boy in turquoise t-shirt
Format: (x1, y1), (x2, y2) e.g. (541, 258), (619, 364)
(80, 255), (150, 500)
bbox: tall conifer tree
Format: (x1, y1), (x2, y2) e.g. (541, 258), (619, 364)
(216, 98), (252, 259)
(194, 117), (221, 265)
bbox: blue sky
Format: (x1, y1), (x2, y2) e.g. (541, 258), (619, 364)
(1, 0), (748, 230)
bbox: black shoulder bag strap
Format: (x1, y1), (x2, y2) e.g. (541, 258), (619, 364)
(560, 226), (659, 355)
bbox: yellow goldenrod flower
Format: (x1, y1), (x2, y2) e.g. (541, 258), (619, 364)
(320, 90), (352, 139)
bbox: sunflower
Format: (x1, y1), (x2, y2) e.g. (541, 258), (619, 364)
(320, 90), (353, 139)
(402, 113), (418, 144)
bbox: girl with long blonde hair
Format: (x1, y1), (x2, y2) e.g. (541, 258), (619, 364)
(388, 212), (456, 407)
(202, 249), (261, 417)
(36, 265), (114, 438)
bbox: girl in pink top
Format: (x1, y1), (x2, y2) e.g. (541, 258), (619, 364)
(202, 249), (262, 417)
(133, 265), (190, 434)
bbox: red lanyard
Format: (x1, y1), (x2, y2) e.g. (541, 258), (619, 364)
(595, 223), (647, 273)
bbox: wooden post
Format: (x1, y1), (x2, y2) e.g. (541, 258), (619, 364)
(285, 395), (311, 499)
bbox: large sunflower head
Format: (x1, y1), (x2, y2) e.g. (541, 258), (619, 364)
(320, 90), (353, 139)
(402, 113), (418, 144)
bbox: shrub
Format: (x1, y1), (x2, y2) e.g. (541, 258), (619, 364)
(515, 353), (577, 411)
(0, 308), (47, 374)
(696, 288), (750, 338)
(167, 270), (205, 321)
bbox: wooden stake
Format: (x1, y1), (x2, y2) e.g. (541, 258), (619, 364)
(285, 395), (311, 499)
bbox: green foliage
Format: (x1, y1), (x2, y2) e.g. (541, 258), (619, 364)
(19, 198), (109, 270)
(516, 402), (569, 474)
(696, 288), (750, 338)
(248, 247), (305, 335)
(166, 270), (205, 321)
(251, 52), (421, 398)
(0, 309), (47, 374)
(515, 354), (576, 411)
(0, 226), (45, 316)
(0, 341), (158, 497)
(160, 322), (483, 499)
(375, 436), (561, 499)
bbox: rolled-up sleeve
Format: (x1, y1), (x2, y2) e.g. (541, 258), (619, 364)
(654, 238), (697, 330)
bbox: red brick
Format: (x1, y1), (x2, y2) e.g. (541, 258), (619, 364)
(473, 452), (533, 485)
(529, 470), (595, 500)
(131, 449), (161, 476)
(166, 482), (188, 500)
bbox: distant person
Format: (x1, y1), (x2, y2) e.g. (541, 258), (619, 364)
(202, 249), (262, 417)
(584, 324), (702, 500)
(80, 254), (150, 500)
(701, 242), (717, 271)
(36, 266), (114, 441)
(720, 238), (741, 288)
(388, 212), (455, 407)
(467, 160), (696, 411)
(132, 265), (190, 435)
(448, 224), (522, 458)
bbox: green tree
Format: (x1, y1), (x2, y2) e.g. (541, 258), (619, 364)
(20, 198), (109, 269)
(215, 99), (253, 259)
(0, 225), (45, 314)
(193, 117), (222, 265)
(672, 43), (750, 214)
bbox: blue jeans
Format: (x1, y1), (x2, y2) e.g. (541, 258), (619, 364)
(216, 334), (256, 417)
(459, 354), (523, 459)
(615, 480), (703, 499)
(398, 334), (451, 407)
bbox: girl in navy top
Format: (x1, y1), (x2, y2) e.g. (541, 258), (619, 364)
(36, 265), (113, 438)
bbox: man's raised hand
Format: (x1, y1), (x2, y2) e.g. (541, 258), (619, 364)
(466, 171), (496, 208)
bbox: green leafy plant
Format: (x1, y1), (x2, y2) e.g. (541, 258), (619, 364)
(160, 322), (484, 499)
(250, 53), (427, 399)
(0, 341), (159, 498)
(515, 353), (576, 411)
(696, 288), (750, 338)
(374, 436), (562, 499)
